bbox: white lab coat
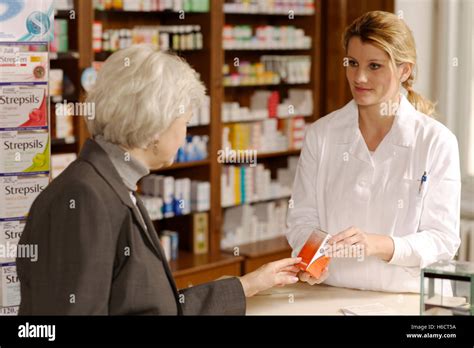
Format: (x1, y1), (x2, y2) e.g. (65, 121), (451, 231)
(286, 94), (461, 293)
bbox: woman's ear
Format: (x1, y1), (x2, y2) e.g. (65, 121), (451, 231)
(399, 62), (412, 83)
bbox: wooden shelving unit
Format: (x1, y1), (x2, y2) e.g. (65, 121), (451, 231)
(51, 0), (394, 288)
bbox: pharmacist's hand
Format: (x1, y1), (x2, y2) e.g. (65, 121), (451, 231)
(238, 257), (301, 297)
(298, 267), (329, 285)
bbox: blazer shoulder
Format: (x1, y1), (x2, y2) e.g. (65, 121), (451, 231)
(32, 158), (123, 214)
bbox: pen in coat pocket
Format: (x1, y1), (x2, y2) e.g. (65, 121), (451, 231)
(418, 171), (427, 194)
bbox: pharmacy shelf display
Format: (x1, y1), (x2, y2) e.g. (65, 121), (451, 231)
(0, 0), (57, 316)
(220, 0), (321, 263)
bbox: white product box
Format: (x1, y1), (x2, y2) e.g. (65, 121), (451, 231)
(0, 0), (54, 42)
(0, 44), (49, 83)
(160, 234), (171, 262)
(0, 220), (25, 263)
(159, 176), (174, 218)
(191, 181), (210, 212)
(0, 175), (49, 219)
(0, 84), (48, 129)
(51, 153), (76, 179)
(0, 263), (20, 308)
(0, 130), (49, 174)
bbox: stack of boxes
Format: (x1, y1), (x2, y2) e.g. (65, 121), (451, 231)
(222, 116), (306, 154)
(221, 156), (299, 247)
(140, 175), (210, 220)
(221, 156), (299, 208)
(0, 0), (55, 315)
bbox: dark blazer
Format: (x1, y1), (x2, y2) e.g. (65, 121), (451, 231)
(16, 139), (246, 315)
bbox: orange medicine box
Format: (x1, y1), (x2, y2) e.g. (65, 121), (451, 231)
(297, 230), (331, 279)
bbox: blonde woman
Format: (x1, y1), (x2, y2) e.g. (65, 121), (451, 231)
(287, 11), (460, 292)
(17, 45), (302, 315)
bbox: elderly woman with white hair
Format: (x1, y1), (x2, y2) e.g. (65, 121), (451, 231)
(16, 45), (302, 315)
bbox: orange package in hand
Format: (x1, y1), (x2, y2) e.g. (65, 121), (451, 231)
(297, 230), (331, 279)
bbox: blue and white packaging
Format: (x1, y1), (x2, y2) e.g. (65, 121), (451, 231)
(0, 0), (55, 42)
(162, 230), (178, 260)
(159, 176), (174, 218)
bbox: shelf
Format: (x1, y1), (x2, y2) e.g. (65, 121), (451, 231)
(222, 194), (290, 209)
(152, 210), (209, 222)
(225, 47), (312, 52)
(223, 114), (312, 124)
(223, 236), (292, 258)
(152, 159), (210, 173)
(224, 82), (311, 88)
(95, 9), (209, 16)
(50, 51), (80, 60)
(224, 11), (314, 16)
(257, 149), (301, 158)
(52, 136), (76, 145)
(169, 250), (243, 277)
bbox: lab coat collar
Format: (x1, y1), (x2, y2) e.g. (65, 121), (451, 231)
(332, 94), (417, 166)
(333, 94), (416, 147)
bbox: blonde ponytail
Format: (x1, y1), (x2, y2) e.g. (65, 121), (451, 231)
(402, 79), (436, 117)
(343, 11), (437, 117)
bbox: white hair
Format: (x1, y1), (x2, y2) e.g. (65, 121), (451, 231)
(85, 44), (206, 148)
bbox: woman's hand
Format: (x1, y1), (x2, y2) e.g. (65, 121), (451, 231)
(298, 267), (329, 285)
(328, 226), (394, 261)
(238, 257), (302, 297)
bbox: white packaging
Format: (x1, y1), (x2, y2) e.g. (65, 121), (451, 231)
(0, 44), (49, 83)
(0, 130), (50, 174)
(0, 263), (20, 307)
(0, 0), (54, 42)
(51, 153), (76, 179)
(49, 69), (63, 97)
(199, 95), (210, 125)
(181, 178), (191, 214)
(0, 84), (48, 129)
(0, 220), (25, 263)
(159, 176), (174, 218)
(160, 234), (171, 261)
(191, 181), (210, 212)
(0, 175), (49, 219)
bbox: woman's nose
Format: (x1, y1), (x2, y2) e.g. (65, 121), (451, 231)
(354, 68), (368, 84)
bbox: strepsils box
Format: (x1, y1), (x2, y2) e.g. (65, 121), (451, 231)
(0, 44), (48, 83)
(0, 175), (49, 219)
(0, 263), (20, 307)
(0, 220), (25, 263)
(0, 84), (48, 129)
(0, 130), (50, 174)
(0, 0), (54, 42)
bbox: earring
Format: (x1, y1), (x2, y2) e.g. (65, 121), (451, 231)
(152, 139), (160, 155)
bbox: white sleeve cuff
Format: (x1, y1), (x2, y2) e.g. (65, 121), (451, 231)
(387, 236), (419, 267)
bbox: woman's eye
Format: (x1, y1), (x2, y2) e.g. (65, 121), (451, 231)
(348, 60), (358, 67)
(369, 63), (381, 70)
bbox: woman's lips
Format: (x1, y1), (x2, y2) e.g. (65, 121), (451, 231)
(354, 86), (372, 93)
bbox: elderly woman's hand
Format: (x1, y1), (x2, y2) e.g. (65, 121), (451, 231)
(238, 257), (302, 297)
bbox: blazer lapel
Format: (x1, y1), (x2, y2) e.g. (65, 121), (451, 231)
(79, 139), (164, 261)
(134, 193), (183, 314)
(132, 192), (166, 260)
